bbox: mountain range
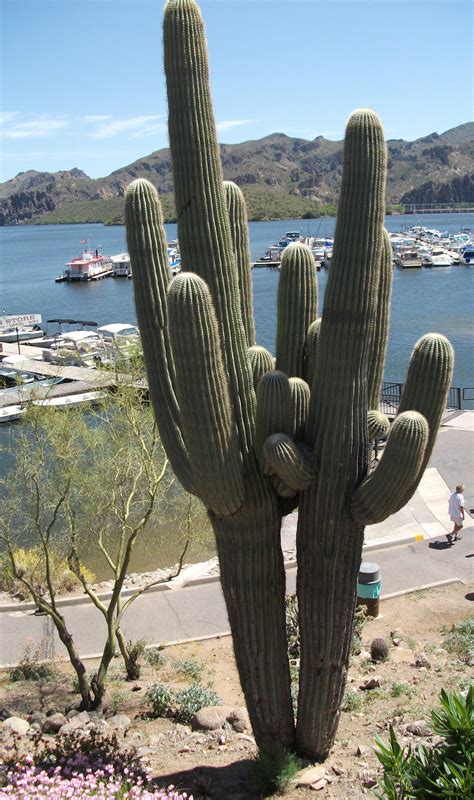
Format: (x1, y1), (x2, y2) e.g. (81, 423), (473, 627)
(1, 122), (473, 226)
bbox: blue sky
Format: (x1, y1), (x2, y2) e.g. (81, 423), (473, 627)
(1, 0), (472, 182)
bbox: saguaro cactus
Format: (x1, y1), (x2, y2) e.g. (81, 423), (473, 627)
(125, 0), (453, 760)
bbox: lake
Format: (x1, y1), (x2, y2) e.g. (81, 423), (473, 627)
(0, 214), (473, 575)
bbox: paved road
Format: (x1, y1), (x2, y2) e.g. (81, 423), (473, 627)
(0, 531), (472, 667)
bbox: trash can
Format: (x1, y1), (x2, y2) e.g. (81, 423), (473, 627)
(357, 562), (381, 618)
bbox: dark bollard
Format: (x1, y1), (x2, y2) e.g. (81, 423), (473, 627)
(357, 562), (381, 618)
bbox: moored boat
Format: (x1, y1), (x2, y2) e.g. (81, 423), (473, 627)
(56, 244), (113, 282)
(0, 314), (44, 343)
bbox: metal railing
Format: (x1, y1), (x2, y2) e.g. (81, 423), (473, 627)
(380, 382), (464, 416)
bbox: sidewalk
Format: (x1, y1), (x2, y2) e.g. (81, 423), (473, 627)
(0, 412), (472, 667)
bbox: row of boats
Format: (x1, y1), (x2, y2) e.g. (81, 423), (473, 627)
(254, 226), (474, 270)
(55, 241), (181, 282)
(0, 316), (142, 422)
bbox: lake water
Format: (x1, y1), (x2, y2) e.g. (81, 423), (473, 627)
(0, 214), (473, 575)
(1, 213), (473, 392)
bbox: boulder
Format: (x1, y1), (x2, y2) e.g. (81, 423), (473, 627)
(227, 708), (251, 733)
(293, 765), (326, 787)
(106, 714), (131, 734)
(42, 713), (68, 734)
(2, 717), (30, 736)
(191, 705), (234, 731)
(0, 708), (12, 722)
(30, 711), (47, 726)
(405, 720), (431, 737)
(59, 711), (90, 735)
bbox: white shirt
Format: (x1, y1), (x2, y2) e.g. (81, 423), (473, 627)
(448, 491), (465, 520)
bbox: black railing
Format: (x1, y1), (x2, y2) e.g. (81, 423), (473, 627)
(380, 382), (463, 415)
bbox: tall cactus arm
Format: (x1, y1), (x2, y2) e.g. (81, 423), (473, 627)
(164, 0), (255, 461)
(224, 181), (255, 348)
(168, 272), (244, 515)
(368, 229), (393, 411)
(305, 317), (321, 387)
(351, 411), (429, 524)
(289, 377), (310, 441)
(264, 434), (316, 492)
(395, 332), (454, 495)
(125, 179), (194, 492)
(306, 109), (386, 508)
(248, 345), (274, 392)
(255, 371), (292, 468)
(276, 242), (318, 379)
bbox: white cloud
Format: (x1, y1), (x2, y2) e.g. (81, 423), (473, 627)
(2, 115), (70, 140)
(83, 115), (112, 123)
(87, 115), (163, 139)
(217, 119), (254, 132)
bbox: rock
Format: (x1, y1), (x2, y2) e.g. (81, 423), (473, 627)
(65, 700), (82, 714)
(42, 713), (67, 734)
(234, 733), (255, 745)
(45, 707), (60, 717)
(106, 714), (131, 734)
(360, 677), (382, 690)
(0, 708), (12, 722)
(310, 778), (327, 791)
(191, 705), (234, 731)
(331, 764), (345, 776)
(294, 765), (326, 787)
(59, 711), (90, 735)
(356, 744), (372, 757)
(87, 719), (110, 733)
(227, 708), (251, 733)
(414, 656), (431, 669)
(2, 717), (30, 736)
(30, 711), (47, 726)
(405, 720), (430, 737)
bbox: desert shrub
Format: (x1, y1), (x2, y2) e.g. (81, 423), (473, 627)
(175, 684), (221, 724)
(251, 744), (302, 795)
(352, 604), (369, 655)
(442, 615), (474, 665)
(374, 686), (473, 798)
(0, 546), (95, 598)
(170, 658), (204, 681)
(145, 646), (167, 671)
(342, 690), (364, 713)
(146, 683), (175, 718)
(285, 594), (300, 659)
(9, 646), (57, 682)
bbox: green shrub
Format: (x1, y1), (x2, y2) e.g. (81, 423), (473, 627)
(251, 744), (302, 795)
(0, 547), (95, 598)
(374, 686), (473, 798)
(145, 682), (175, 718)
(170, 658), (204, 681)
(144, 646), (166, 672)
(442, 615), (474, 665)
(9, 646), (57, 682)
(175, 683), (221, 724)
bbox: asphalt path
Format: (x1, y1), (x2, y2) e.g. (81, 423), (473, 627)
(0, 531), (472, 667)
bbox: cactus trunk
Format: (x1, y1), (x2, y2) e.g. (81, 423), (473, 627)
(296, 500), (364, 758)
(212, 499), (295, 750)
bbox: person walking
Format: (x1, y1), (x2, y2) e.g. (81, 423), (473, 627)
(447, 483), (465, 543)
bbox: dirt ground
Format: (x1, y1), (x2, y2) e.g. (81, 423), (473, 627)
(0, 582), (472, 799)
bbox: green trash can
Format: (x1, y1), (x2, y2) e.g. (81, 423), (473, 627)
(357, 562), (381, 617)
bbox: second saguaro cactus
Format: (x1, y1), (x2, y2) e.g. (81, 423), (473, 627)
(126, 0), (453, 759)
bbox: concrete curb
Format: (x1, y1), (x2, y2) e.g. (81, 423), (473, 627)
(2, 525), (471, 615)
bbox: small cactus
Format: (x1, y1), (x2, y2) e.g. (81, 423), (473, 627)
(370, 637), (390, 662)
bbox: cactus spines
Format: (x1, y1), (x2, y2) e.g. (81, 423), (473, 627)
(276, 242), (318, 379)
(368, 409), (390, 441)
(289, 377), (310, 441)
(167, 272), (244, 515)
(264, 434), (316, 492)
(126, 0), (454, 764)
(370, 637), (389, 662)
(305, 317), (321, 387)
(248, 345), (274, 392)
(125, 178), (193, 493)
(368, 229), (393, 418)
(255, 370), (292, 468)
(352, 411), (429, 524)
(224, 181), (255, 347)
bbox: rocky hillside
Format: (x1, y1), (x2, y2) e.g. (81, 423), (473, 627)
(1, 123), (473, 225)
